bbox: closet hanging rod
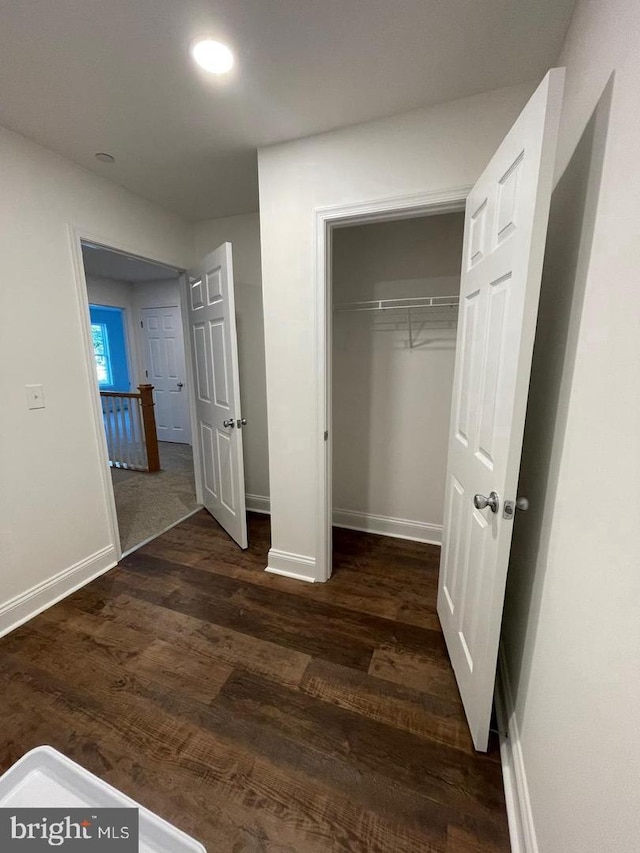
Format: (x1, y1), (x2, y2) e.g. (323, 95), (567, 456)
(333, 295), (459, 313)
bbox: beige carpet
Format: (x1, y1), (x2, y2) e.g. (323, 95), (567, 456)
(111, 442), (199, 553)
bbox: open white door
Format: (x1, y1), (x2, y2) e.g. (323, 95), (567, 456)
(188, 242), (248, 549)
(438, 69), (565, 751)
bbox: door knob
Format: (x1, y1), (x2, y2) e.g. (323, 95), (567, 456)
(473, 491), (500, 513)
(222, 418), (235, 428)
(236, 418), (247, 428)
(177, 381), (184, 389)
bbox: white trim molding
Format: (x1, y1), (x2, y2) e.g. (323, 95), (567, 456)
(243, 497), (442, 546)
(314, 185), (472, 582)
(333, 508), (442, 545)
(68, 226), (123, 561)
(0, 545), (118, 639)
(246, 494), (271, 514)
(266, 549), (317, 583)
(495, 645), (539, 853)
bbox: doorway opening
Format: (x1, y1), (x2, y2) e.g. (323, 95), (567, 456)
(316, 188), (469, 581)
(331, 212), (465, 558)
(80, 241), (201, 554)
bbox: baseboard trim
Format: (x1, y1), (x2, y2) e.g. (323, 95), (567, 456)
(245, 494), (271, 515)
(332, 508), (442, 545)
(0, 545), (118, 639)
(495, 645), (539, 853)
(266, 548), (316, 583)
(245, 500), (442, 546)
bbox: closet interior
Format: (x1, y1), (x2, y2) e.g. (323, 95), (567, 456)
(331, 211), (465, 557)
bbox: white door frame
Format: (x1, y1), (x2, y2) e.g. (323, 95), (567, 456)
(68, 226), (202, 560)
(179, 276), (204, 508)
(314, 186), (472, 581)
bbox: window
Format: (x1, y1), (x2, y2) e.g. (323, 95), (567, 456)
(91, 322), (113, 387)
(89, 305), (131, 391)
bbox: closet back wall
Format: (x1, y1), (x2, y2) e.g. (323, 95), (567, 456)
(332, 214), (464, 542)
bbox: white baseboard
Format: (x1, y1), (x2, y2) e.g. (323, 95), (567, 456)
(266, 548), (316, 583)
(245, 494), (271, 514)
(245, 500), (441, 547)
(332, 508), (442, 545)
(0, 545), (118, 639)
(495, 646), (539, 853)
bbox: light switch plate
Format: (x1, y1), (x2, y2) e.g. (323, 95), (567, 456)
(26, 384), (45, 409)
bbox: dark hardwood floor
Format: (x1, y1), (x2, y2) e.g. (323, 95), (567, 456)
(0, 512), (510, 852)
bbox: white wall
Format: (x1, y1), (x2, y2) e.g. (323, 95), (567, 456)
(501, 1), (640, 850)
(85, 274), (140, 388)
(134, 279), (181, 310)
(258, 81), (536, 579)
(0, 124), (192, 634)
(332, 214), (463, 540)
(194, 213), (269, 502)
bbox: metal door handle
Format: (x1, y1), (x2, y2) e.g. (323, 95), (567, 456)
(177, 382), (184, 389)
(236, 418), (247, 428)
(222, 418), (235, 428)
(474, 491), (499, 513)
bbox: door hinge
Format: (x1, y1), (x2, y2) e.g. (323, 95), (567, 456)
(145, 369), (148, 378)
(324, 430), (328, 441)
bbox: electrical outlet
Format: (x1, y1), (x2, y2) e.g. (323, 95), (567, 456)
(26, 384), (45, 410)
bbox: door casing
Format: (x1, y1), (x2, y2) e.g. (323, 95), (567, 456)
(314, 186), (471, 582)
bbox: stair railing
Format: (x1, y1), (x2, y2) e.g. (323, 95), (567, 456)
(99, 384), (160, 472)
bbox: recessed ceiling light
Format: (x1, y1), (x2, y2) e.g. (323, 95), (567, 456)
(95, 152), (115, 164)
(191, 39), (234, 74)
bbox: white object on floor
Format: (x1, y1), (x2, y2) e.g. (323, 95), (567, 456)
(0, 746), (206, 852)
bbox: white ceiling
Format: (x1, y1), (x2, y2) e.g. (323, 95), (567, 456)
(0, 0), (575, 221)
(82, 244), (181, 283)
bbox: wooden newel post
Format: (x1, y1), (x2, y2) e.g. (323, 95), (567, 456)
(138, 384), (161, 472)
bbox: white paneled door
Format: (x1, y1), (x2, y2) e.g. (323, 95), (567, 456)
(188, 242), (248, 549)
(438, 69), (565, 751)
(140, 304), (191, 444)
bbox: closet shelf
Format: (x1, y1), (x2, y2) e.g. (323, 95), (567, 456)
(333, 295), (459, 349)
(333, 295), (459, 313)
